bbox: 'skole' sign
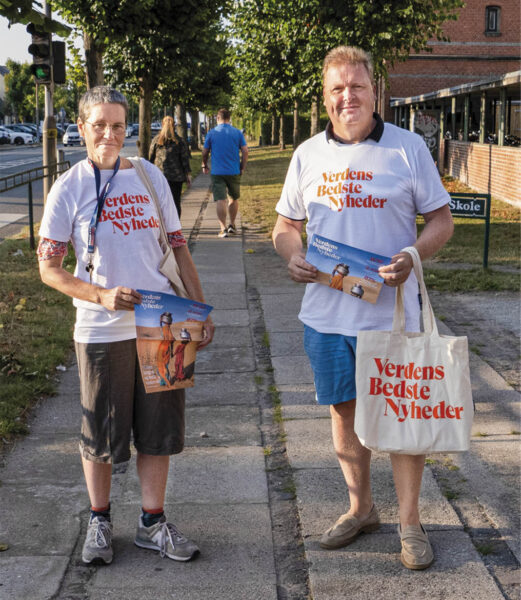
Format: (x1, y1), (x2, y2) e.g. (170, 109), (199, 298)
(448, 192), (491, 267)
(449, 194), (487, 218)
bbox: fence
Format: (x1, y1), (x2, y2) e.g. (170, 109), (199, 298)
(0, 160), (70, 249)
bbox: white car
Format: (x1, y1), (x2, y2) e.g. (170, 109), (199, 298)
(0, 125), (36, 145)
(63, 124), (83, 146)
(125, 124), (133, 137)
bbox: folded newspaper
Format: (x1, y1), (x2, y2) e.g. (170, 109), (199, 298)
(135, 290), (213, 393)
(305, 234), (391, 304)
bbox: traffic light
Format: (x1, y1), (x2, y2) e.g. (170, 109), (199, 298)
(27, 23), (52, 84)
(52, 41), (66, 84)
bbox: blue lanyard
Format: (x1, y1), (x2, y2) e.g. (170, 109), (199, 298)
(86, 157), (120, 277)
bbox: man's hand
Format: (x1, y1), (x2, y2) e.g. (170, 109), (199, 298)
(197, 316), (215, 349)
(378, 252), (413, 287)
(288, 252), (318, 283)
(186, 174), (192, 187)
(97, 286), (142, 311)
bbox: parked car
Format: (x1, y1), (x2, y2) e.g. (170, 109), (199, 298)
(21, 123), (41, 139)
(0, 125), (36, 145)
(131, 123), (139, 136)
(125, 124), (134, 137)
(63, 124), (83, 146)
(5, 124), (35, 135)
(151, 122), (161, 136)
(0, 129), (10, 144)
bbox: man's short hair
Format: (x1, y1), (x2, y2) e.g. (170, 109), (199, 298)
(79, 86), (128, 122)
(322, 46), (374, 85)
(217, 108), (231, 121)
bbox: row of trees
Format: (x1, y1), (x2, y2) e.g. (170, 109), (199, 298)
(228, 0), (464, 148)
(2, 0), (466, 153)
(2, 0), (231, 157)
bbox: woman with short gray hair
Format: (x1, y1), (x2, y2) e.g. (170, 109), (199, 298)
(38, 85), (214, 565)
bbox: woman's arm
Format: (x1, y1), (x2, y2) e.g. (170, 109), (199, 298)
(173, 244), (214, 348)
(149, 139), (157, 164)
(39, 255), (141, 311)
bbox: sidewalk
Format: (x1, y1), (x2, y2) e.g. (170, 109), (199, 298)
(0, 172), (519, 599)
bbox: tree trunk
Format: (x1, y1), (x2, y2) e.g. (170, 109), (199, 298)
(279, 113), (285, 150)
(293, 99), (299, 148)
(189, 108), (200, 150)
(83, 32), (104, 89)
(138, 76), (153, 160)
(375, 75), (385, 118)
(175, 103), (188, 143)
(310, 97), (320, 136)
(271, 111), (278, 145)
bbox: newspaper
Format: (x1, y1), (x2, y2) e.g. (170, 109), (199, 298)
(305, 234), (391, 304)
(134, 290), (213, 393)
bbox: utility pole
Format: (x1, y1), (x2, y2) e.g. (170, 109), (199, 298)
(42, 1), (57, 203)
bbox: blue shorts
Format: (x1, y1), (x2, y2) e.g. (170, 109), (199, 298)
(303, 324), (357, 405)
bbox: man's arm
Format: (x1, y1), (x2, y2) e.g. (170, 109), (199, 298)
(240, 145), (249, 175)
(173, 244), (215, 348)
(272, 215), (317, 283)
(378, 204), (454, 286)
(201, 147), (210, 174)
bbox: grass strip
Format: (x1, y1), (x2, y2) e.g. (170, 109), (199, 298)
(0, 238), (75, 442)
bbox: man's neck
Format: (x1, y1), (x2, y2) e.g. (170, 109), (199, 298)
(332, 118), (376, 144)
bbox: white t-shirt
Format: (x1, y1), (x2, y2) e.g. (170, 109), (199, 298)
(275, 121), (450, 336)
(39, 159), (181, 343)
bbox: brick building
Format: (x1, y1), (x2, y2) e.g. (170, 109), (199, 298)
(385, 0), (520, 120)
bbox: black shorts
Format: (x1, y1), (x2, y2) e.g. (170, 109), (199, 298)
(75, 339), (185, 464)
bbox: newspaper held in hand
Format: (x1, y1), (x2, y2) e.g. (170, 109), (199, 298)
(135, 290), (213, 393)
(305, 234), (391, 304)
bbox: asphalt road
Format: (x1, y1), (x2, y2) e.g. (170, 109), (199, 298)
(0, 138), (140, 243)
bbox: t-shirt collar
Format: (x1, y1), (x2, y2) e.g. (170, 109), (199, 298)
(325, 112), (384, 145)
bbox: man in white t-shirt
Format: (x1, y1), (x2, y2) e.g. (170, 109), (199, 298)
(272, 46), (454, 570)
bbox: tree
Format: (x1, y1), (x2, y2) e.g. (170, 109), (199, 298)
(229, 0), (464, 138)
(104, 0), (227, 158)
(0, 0), (71, 36)
(52, 0), (159, 88)
(4, 59), (35, 121)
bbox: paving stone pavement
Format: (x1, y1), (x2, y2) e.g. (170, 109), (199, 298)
(0, 172), (519, 600)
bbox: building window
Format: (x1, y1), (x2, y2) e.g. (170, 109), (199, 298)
(485, 6), (501, 35)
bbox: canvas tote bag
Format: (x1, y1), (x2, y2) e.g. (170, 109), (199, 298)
(354, 246), (473, 454)
(128, 157), (189, 298)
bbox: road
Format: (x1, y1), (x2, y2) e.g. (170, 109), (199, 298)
(0, 138), (140, 243)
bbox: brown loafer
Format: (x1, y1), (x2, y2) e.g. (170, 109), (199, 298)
(399, 524), (434, 570)
(319, 505), (380, 549)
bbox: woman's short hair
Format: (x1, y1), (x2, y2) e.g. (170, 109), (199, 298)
(78, 86), (128, 122)
(158, 116), (178, 145)
(322, 46), (374, 84)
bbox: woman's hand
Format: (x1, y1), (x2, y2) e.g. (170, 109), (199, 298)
(197, 316), (215, 350)
(186, 174), (192, 188)
(97, 286), (142, 311)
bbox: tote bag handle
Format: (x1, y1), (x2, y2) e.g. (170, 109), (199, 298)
(392, 246), (439, 336)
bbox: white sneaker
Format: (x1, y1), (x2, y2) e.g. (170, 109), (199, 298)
(135, 515), (199, 561)
(218, 230), (228, 238)
(82, 515), (113, 564)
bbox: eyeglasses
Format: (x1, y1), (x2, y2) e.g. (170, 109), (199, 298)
(84, 121), (126, 135)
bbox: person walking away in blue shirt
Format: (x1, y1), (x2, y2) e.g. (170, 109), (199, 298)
(201, 108), (248, 238)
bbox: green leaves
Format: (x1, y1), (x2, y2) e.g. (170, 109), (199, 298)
(229, 0), (464, 115)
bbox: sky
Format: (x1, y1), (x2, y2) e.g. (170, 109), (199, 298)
(1, 19), (32, 65)
(0, 16), (82, 66)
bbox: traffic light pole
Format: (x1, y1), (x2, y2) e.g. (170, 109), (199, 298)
(42, 1), (57, 203)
